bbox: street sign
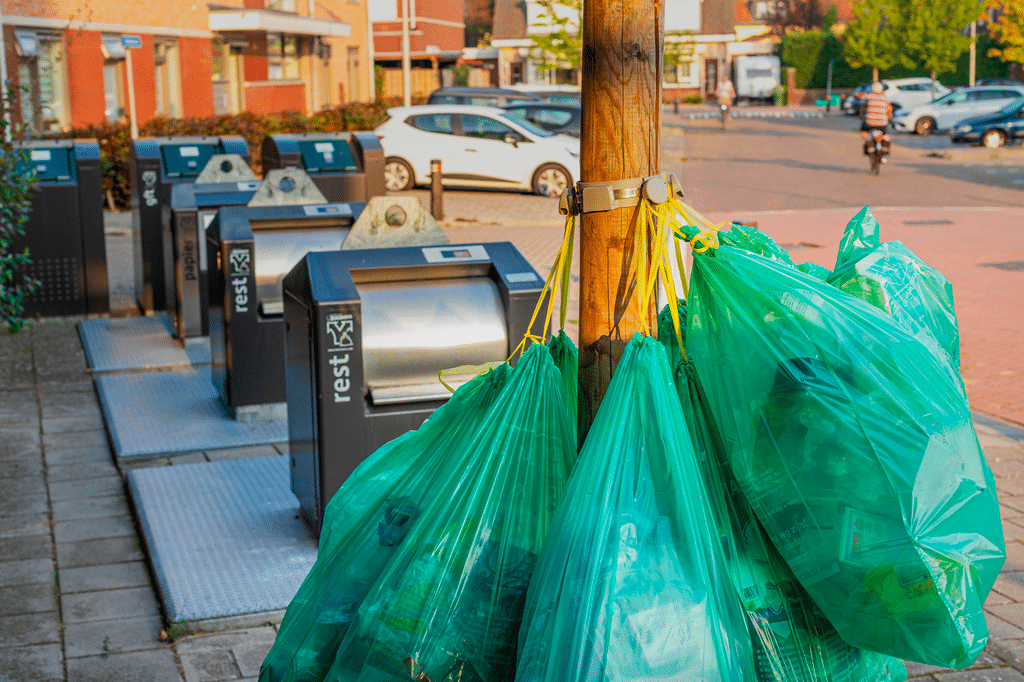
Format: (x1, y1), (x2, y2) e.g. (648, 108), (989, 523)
(121, 34), (142, 49)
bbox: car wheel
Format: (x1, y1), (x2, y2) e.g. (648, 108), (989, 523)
(981, 129), (1006, 149)
(532, 163), (571, 197)
(383, 157), (414, 191)
(914, 117), (936, 136)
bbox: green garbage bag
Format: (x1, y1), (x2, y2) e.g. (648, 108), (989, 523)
(685, 244), (1004, 669)
(516, 334), (756, 682)
(316, 341), (577, 682)
(828, 206), (960, 370)
(548, 330), (578, 437)
(658, 304), (906, 682)
(796, 262), (832, 280)
(719, 223), (796, 266)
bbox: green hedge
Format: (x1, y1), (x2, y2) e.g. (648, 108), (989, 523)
(48, 102), (393, 210)
(781, 31), (1010, 90)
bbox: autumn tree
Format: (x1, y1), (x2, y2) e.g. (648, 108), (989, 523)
(898, 0), (987, 97)
(987, 0), (1024, 66)
(844, 0), (901, 81)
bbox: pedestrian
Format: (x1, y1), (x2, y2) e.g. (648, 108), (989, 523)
(717, 74), (736, 108)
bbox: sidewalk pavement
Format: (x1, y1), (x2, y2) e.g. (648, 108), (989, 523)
(2, 206), (1022, 681)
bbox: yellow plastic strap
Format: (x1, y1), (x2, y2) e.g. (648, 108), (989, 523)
(437, 361), (505, 393)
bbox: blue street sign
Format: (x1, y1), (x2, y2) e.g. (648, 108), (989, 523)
(121, 34), (142, 49)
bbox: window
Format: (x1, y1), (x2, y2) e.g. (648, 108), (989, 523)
(268, 34), (301, 80)
(266, 0), (295, 11)
(461, 114), (514, 140)
(100, 34), (127, 123)
(408, 114), (454, 134)
(528, 108), (573, 128)
(15, 30), (68, 134)
(154, 39), (183, 118)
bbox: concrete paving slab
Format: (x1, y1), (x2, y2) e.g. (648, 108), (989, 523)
(0, 534), (52, 562)
(60, 586), (160, 624)
(986, 611), (1024, 640)
(0, 512), (50, 539)
(994, 573), (1024, 602)
(0, 582), (56, 617)
(1004, 542), (1024, 572)
(0, 489), (48, 517)
(42, 430), (110, 451)
(989, 640), (1024, 672)
(0, 643), (63, 681)
(180, 648), (240, 682)
(0, 473), (46, 500)
(42, 414), (107, 434)
(906, 652), (1006, 678)
(0, 611), (60, 647)
(0, 388), (37, 413)
(172, 628), (276, 655)
(0, 558), (54, 588)
(169, 452), (209, 465)
(0, 450), (45, 480)
(51, 496), (130, 523)
(49, 476), (123, 502)
(0, 411), (36, 429)
(66, 648), (184, 682)
(60, 561), (151, 593)
(39, 400), (102, 421)
(54, 515), (136, 544)
(232, 641), (274, 678)
(44, 445), (114, 466)
(0, 428), (41, 455)
(63, 614), (165, 658)
(0, 359), (37, 390)
(46, 460), (120, 483)
(56, 536), (144, 570)
(933, 668), (1024, 681)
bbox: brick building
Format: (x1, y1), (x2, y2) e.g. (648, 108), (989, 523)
(1, 0), (372, 135)
(371, 0), (465, 98)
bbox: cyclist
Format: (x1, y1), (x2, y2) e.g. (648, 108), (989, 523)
(860, 81), (892, 162)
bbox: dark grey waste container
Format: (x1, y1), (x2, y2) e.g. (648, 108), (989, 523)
(260, 133), (384, 202)
(282, 242), (544, 534)
(206, 201), (366, 420)
(130, 136), (249, 314)
(11, 139), (108, 317)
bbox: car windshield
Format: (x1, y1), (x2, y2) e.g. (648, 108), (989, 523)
(500, 114), (551, 137)
(998, 97), (1024, 115)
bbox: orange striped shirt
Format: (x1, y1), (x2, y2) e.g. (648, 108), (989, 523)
(863, 92), (891, 127)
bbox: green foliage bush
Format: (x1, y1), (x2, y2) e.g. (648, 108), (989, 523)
(1, 88), (40, 333)
(53, 102), (393, 210)
(781, 30), (1009, 90)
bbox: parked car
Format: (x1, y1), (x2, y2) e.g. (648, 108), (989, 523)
(427, 87), (539, 107)
(375, 105), (580, 196)
(842, 78), (951, 116)
(949, 96), (1024, 147)
(501, 101), (581, 137)
(893, 85), (1024, 135)
(508, 84), (581, 105)
(975, 77), (1024, 87)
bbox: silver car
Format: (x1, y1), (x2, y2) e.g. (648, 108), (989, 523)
(893, 85), (1024, 135)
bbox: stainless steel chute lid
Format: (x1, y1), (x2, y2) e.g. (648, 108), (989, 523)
(254, 228), (349, 315)
(356, 277), (508, 403)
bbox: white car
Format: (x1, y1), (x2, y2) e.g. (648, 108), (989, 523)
(375, 105), (580, 196)
(893, 85), (1024, 135)
(882, 77), (951, 111)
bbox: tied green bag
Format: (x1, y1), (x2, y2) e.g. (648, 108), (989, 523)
(828, 206), (960, 370)
(659, 304), (906, 682)
(685, 243), (1004, 669)
(261, 342), (576, 682)
(516, 335), (756, 682)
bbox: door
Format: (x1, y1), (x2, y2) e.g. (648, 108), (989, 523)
(934, 90), (982, 129)
(450, 113), (526, 185)
(346, 47), (360, 104)
(704, 59), (718, 99)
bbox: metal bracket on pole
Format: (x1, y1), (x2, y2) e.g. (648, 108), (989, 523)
(565, 173), (684, 215)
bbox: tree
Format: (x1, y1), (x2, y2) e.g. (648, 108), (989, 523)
(898, 0), (987, 97)
(844, 0), (901, 81)
(530, 0), (583, 80)
(987, 0), (1024, 65)
(0, 87), (40, 333)
(764, 0), (833, 37)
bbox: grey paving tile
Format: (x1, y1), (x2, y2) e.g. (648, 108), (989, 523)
(54, 515), (135, 544)
(42, 414), (106, 434)
(989, 604), (1024, 629)
(993, 572), (1024, 602)
(0, 582), (56, 617)
(0, 450), (44, 480)
(0, 643), (63, 681)
(0, 389), (37, 414)
(40, 400), (101, 421)
(49, 476), (123, 502)
(61, 586), (159, 624)
(204, 445), (278, 461)
(1004, 542), (1024, 573)
(66, 648), (183, 682)
(0, 534), (52, 562)
(0, 473), (46, 500)
(52, 495), (129, 522)
(42, 429), (109, 451)
(0, 558), (53, 588)
(987, 639), (1024, 671)
(46, 460), (119, 483)
(233, 641), (275, 678)
(119, 457), (172, 472)
(0, 611), (60, 647)
(56, 536), (144, 569)
(173, 627), (276, 654)
(169, 452), (208, 465)
(60, 561), (151, 593)
(64, 614), (165, 658)
(905, 651), (1002, 678)
(180, 649), (241, 682)
(987, 610), (1024, 640)
(0, 411), (36, 429)
(934, 668), (1024, 681)
(0, 488), (47, 517)
(0, 512), (50, 539)
(1004, 520), (1024, 544)
(0, 429), (41, 459)
(273, 442), (289, 455)
(44, 445), (113, 466)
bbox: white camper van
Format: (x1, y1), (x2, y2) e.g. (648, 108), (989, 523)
(733, 55), (782, 104)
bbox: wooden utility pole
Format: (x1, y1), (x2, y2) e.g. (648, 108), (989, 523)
(578, 0), (663, 441)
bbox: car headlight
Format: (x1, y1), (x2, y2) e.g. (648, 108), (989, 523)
(952, 124), (973, 134)
(565, 147), (579, 158)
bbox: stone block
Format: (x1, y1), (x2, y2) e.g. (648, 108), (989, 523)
(49, 476), (123, 502)
(57, 536), (144, 569)
(0, 389), (37, 415)
(46, 461), (120, 483)
(0, 473), (46, 501)
(0, 611), (60, 647)
(66, 648), (184, 682)
(0, 429), (41, 459)
(993, 572), (1024, 603)
(1005, 542), (1024, 573)
(934, 668), (1024, 681)
(0, 558), (53, 588)
(0, 489), (47, 518)
(174, 627), (276, 655)
(60, 561), (151, 593)
(42, 414), (106, 435)
(0, 534), (52, 562)
(986, 609), (1024, 640)
(61, 586), (160, 624)
(42, 430), (109, 452)
(63, 614), (165, 658)
(233, 641), (275, 678)
(0, 582), (56, 617)
(52, 496), (129, 523)
(987, 639), (1024, 671)
(0, 643), (63, 681)
(45, 445), (114, 466)
(54, 515), (135, 544)
(0, 451), (44, 480)
(180, 649), (241, 682)
(0, 512), (50, 539)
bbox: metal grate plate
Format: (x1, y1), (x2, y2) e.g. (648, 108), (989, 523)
(128, 456), (317, 623)
(96, 367), (287, 458)
(78, 315), (210, 372)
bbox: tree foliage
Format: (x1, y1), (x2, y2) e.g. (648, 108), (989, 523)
(530, 0), (583, 73)
(987, 0), (1024, 64)
(844, 0), (901, 75)
(764, 0), (835, 37)
(898, 0), (987, 76)
(0, 87), (40, 334)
